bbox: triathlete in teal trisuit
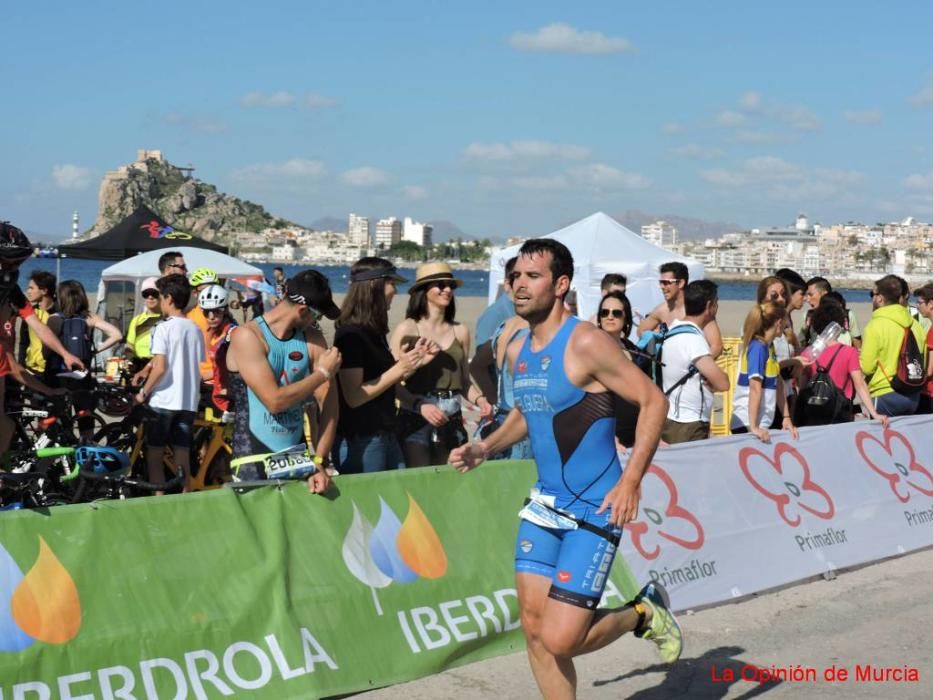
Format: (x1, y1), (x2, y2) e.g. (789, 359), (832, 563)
(450, 239), (683, 699)
(226, 270), (342, 489)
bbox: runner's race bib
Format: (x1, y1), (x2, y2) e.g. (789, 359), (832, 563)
(264, 445), (318, 480)
(518, 490), (578, 530)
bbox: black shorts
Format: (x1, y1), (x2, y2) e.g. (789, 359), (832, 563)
(146, 407), (195, 449)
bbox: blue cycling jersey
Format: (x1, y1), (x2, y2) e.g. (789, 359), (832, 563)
(512, 316), (622, 512)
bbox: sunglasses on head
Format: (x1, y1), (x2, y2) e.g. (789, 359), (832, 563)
(142, 290), (159, 299)
(599, 308), (624, 319)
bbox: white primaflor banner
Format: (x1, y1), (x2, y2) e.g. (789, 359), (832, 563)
(616, 415), (933, 611)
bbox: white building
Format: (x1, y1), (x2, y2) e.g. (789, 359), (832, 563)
(271, 245), (296, 261)
(641, 221), (678, 249)
(348, 213), (370, 247)
(375, 217), (402, 249)
(403, 217), (433, 247)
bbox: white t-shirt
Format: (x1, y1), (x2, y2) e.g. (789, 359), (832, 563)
(149, 316), (205, 412)
(661, 320), (714, 423)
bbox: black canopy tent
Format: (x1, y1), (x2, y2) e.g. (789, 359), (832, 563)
(58, 205), (228, 260)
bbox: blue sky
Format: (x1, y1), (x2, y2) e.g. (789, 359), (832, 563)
(3, 1), (932, 239)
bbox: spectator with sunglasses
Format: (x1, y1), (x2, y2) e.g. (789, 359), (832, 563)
(158, 251), (188, 277)
(638, 261), (723, 359)
(124, 277), (163, 373)
(597, 290), (641, 449)
(391, 262), (493, 467)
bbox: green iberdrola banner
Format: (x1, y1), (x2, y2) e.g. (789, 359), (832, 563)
(0, 461), (638, 698)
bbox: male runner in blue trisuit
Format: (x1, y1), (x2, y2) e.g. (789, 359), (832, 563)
(450, 238), (681, 699)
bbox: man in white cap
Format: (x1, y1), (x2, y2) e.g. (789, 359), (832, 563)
(124, 276), (163, 373)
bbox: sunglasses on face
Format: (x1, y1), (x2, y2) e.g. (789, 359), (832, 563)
(428, 281), (455, 291)
(142, 291), (159, 299)
(659, 279), (678, 287)
(204, 307), (226, 316)
(599, 308), (625, 319)
(170, 263), (187, 271)
(869, 290), (878, 299)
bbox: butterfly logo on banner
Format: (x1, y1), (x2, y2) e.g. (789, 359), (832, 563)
(855, 428), (933, 503)
(624, 465), (704, 560)
(738, 443), (835, 527)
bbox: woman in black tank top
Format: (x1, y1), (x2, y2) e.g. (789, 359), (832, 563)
(391, 263), (493, 467)
(597, 291), (640, 449)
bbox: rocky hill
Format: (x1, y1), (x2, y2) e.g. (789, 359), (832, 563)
(88, 151), (289, 242)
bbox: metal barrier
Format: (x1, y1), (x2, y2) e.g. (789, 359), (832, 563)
(709, 336), (741, 436)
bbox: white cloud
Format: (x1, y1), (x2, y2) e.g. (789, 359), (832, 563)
(304, 92), (337, 109)
(843, 109), (882, 125)
(909, 79), (933, 107)
(700, 156), (863, 201)
(509, 23), (635, 55)
(661, 122), (685, 135)
(403, 185), (428, 200)
(715, 110), (746, 127)
(51, 164), (94, 191)
(241, 91), (336, 110)
(465, 140), (591, 161)
(738, 91), (763, 112)
(905, 172), (933, 190)
(733, 130), (789, 144)
(671, 144), (724, 160)
(569, 163), (650, 189)
(340, 166), (388, 187)
(241, 91), (295, 107)
(161, 112), (226, 134)
(717, 91), (821, 134)
(230, 159), (326, 184)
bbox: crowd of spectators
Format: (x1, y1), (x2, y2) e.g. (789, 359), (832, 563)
(2, 214), (931, 490)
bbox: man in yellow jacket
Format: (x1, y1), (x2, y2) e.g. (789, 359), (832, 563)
(860, 274), (928, 416)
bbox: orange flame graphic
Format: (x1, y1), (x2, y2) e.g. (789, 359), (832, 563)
(11, 536), (81, 644)
(397, 494), (448, 579)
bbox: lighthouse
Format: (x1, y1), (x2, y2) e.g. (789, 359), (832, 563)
(72, 211), (79, 239)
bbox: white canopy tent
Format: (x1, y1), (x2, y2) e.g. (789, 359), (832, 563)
(97, 246), (262, 332)
(487, 212), (704, 324)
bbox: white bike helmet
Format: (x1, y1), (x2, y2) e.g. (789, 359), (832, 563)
(198, 284), (229, 310)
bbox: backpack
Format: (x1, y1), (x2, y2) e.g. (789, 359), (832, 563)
(888, 326), (926, 394)
(795, 345), (851, 426)
(636, 324), (705, 395)
(53, 314), (94, 370)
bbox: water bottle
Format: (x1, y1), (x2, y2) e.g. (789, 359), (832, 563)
(803, 321), (843, 361)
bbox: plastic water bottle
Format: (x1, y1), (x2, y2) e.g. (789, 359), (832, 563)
(803, 321), (843, 360)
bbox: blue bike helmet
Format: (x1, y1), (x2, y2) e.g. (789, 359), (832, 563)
(75, 446), (129, 476)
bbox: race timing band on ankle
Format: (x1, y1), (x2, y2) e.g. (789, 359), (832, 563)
(633, 601), (647, 632)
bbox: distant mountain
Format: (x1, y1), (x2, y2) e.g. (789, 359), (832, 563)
(430, 220), (470, 243)
(613, 209), (741, 241)
(309, 216), (347, 233)
(89, 153), (290, 243)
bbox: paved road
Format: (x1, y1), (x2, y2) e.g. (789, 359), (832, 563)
(359, 546), (933, 699)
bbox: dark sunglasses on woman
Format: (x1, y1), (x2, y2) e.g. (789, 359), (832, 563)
(599, 308), (624, 319)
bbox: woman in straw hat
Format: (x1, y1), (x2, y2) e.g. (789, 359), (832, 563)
(332, 257), (439, 473)
(390, 262), (493, 467)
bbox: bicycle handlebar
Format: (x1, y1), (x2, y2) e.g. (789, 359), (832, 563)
(77, 469), (185, 492)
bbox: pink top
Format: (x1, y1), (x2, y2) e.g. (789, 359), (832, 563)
(926, 328), (933, 397)
(807, 342), (860, 400)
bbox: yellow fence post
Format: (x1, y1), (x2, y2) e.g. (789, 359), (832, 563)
(709, 337), (741, 437)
